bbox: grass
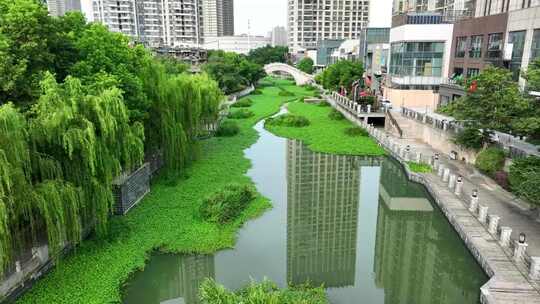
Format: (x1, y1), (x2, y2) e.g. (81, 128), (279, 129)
(407, 162), (433, 173)
(265, 102), (385, 156)
(16, 78), (307, 304)
(265, 114), (310, 127)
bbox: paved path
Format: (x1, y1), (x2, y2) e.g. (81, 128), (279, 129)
(389, 110), (540, 258)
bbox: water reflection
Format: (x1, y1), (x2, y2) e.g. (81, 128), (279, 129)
(122, 138), (486, 304)
(123, 254), (214, 304)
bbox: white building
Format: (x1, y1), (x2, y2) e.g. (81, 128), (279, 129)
(92, 0), (203, 48)
(203, 35), (270, 54)
(202, 0), (234, 38)
(384, 13), (454, 110)
(287, 0), (370, 52)
(393, 0), (475, 18)
(271, 26), (288, 47)
(330, 39), (361, 63)
(47, 0), (81, 16)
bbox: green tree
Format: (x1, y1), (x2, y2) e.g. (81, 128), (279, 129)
(239, 60), (266, 86)
(70, 24), (152, 122)
(247, 45), (289, 65)
(297, 57), (314, 74)
(0, 0), (80, 106)
(203, 50), (264, 93)
(525, 57), (540, 92)
(445, 67), (530, 134)
(319, 60), (364, 91)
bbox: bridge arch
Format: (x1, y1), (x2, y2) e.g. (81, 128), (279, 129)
(264, 63), (314, 86)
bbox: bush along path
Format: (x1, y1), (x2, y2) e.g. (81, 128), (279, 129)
(265, 101), (385, 156)
(16, 78), (318, 304)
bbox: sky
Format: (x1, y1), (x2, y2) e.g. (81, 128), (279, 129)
(234, 0), (287, 36)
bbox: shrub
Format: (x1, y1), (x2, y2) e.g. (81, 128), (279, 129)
(454, 127), (491, 150)
(407, 162), (433, 173)
(266, 114), (310, 127)
(252, 89), (263, 95)
(509, 156), (540, 205)
(344, 127), (368, 137)
(215, 121), (240, 137)
(328, 109), (345, 120)
(302, 84), (316, 91)
(231, 98), (253, 108)
(278, 90), (295, 97)
(199, 184), (257, 224)
(475, 147), (506, 176)
(228, 109), (254, 119)
(317, 101), (331, 107)
(199, 279), (328, 304)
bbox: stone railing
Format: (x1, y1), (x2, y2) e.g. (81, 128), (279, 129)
(401, 107), (540, 158)
(228, 85), (255, 101)
(112, 163), (151, 215)
(329, 91), (386, 117)
(359, 121), (540, 303)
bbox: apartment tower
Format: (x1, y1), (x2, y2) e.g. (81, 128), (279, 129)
(287, 0), (370, 52)
(202, 0), (234, 38)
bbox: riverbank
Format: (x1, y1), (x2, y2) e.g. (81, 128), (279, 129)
(16, 78), (317, 303)
(265, 101), (385, 156)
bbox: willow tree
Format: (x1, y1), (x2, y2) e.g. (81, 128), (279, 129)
(142, 61), (222, 177)
(0, 73), (145, 273)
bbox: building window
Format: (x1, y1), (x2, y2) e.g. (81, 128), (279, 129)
(469, 35), (483, 58)
(453, 67), (464, 77)
(531, 29), (540, 63)
(455, 36), (467, 58)
(487, 33), (503, 59)
(508, 30), (526, 80)
(390, 41), (444, 78)
(466, 68), (480, 78)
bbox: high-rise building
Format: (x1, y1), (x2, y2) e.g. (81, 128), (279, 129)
(92, 0), (204, 48)
(202, 0), (234, 38)
(392, 0), (475, 18)
(271, 26), (288, 47)
(287, 0), (370, 52)
(47, 0), (81, 17)
(286, 139), (359, 287)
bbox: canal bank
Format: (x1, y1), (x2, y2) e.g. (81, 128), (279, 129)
(323, 90), (540, 303)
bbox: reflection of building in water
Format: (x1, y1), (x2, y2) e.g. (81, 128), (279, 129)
(123, 254), (214, 304)
(286, 139), (362, 288)
(374, 158), (484, 304)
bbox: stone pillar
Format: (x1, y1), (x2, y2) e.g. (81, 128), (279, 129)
(416, 152), (422, 163)
(529, 257), (540, 280)
(438, 165), (444, 177)
(455, 176), (463, 195)
(448, 174), (456, 189)
(443, 168), (450, 182)
(499, 227), (512, 247)
(513, 241), (528, 262)
(488, 215), (500, 234)
(15, 261), (21, 273)
(367, 104), (371, 113)
(357, 104), (361, 116)
(478, 205), (488, 224)
(422, 115), (427, 123)
(469, 194), (479, 213)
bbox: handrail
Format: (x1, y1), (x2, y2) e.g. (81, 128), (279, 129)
(386, 110), (403, 138)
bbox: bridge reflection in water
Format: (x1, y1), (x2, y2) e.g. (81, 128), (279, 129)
(121, 140), (486, 304)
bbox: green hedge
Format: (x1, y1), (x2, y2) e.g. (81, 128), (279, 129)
(509, 156), (540, 206)
(328, 109), (345, 120)
(475, 147), (506, 176)
(344, 127), (368, 137)
(228, 109), (254, 119)
(215, 121), (240, 137)
(199, 184), (256, 224)
(231, 98), (253, 108)
(266, 114), (310, 127)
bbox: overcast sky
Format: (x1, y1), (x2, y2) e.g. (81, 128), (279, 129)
(234, 0), (287, 36)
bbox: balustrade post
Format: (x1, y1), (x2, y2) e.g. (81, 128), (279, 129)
(443, 168), (450, 182)
(448, 174), (456, 189)
(469, 189), (479, 213)
(437, 165), (445, 177)
(478, 205), (488, 224)
(499, 227), (512, 247)
(513, 241), (528, 262)
(488, 215), (500, 234)
(416, 152), (422, 163)
(367, 104), (371, 114)
(455, 176), (463, 195)
(529, 257), (540, 280)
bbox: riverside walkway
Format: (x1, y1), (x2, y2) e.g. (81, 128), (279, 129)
(321, 89), (540, 304)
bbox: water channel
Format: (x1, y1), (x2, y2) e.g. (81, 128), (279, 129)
(122, 120), (487, 304)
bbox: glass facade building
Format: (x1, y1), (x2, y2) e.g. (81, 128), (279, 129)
(508, 30), (526, 80)
(389, 42), (445, 77)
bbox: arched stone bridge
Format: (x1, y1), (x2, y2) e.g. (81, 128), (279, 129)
(264, 63), (314, 86)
